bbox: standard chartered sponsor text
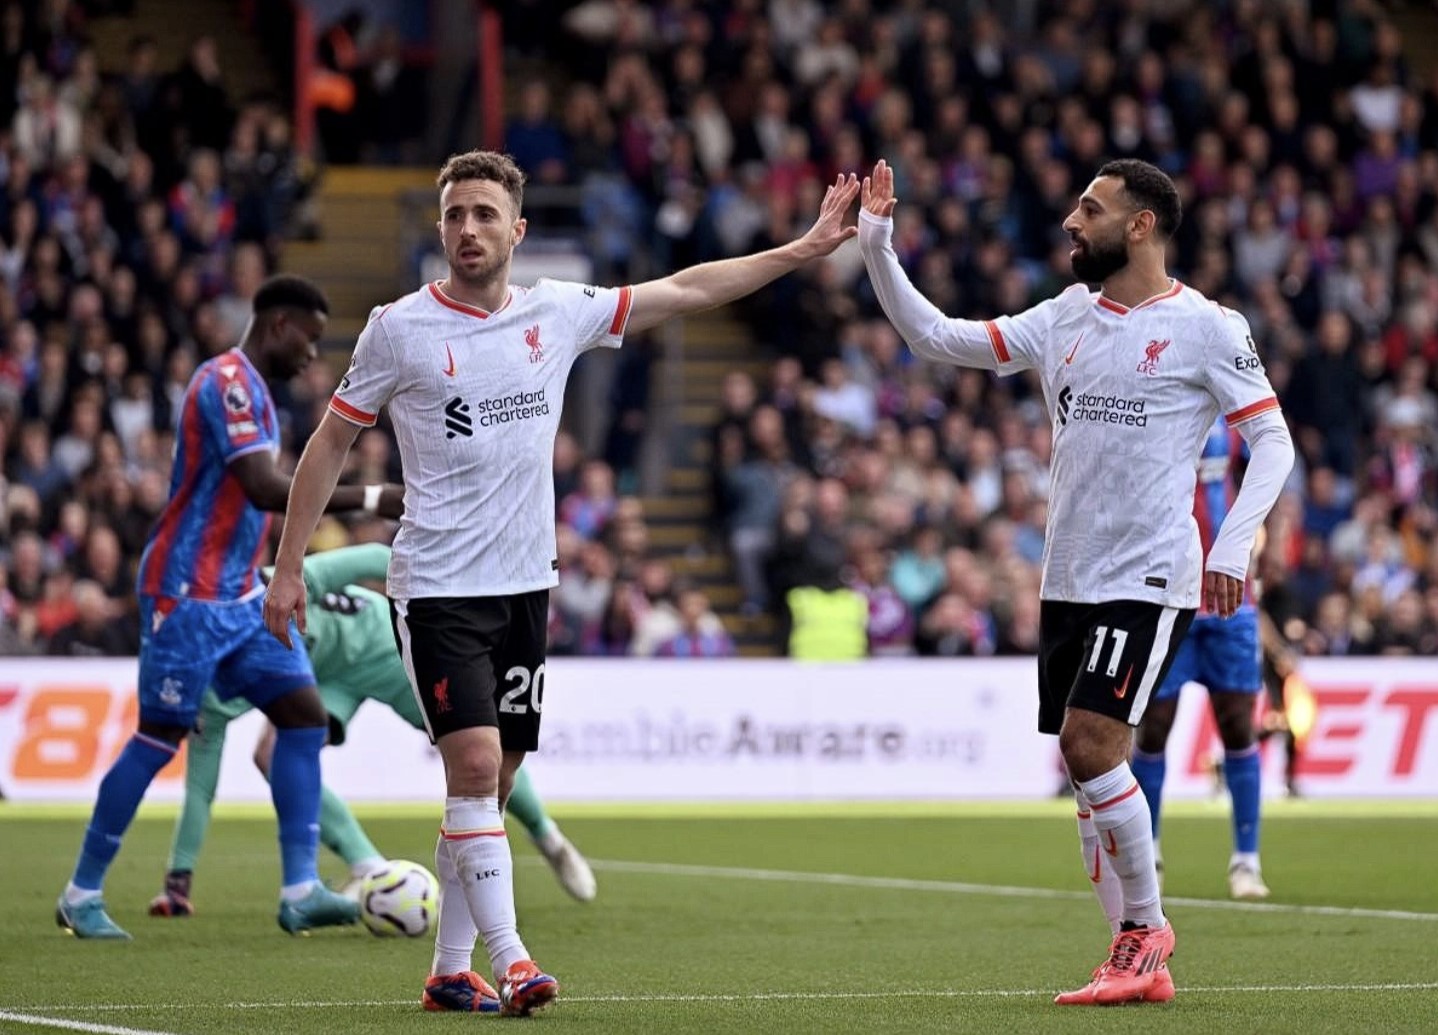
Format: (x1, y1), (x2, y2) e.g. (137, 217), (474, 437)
(1071, 392), (1148, 426)
(539, 713), (987, 763)
(476, 389), (550, 427)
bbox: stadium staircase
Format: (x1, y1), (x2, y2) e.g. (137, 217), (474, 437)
(88, 0), (275, 100)
(280, 166), (435, 343)
(648, 312), (781, 656)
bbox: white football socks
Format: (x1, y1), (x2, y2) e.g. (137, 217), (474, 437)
(1074, 790), (1123, 934)
(442, 796), (529, 977)
(431, 831), (479, 977)
(1078, 763), (1165, 929)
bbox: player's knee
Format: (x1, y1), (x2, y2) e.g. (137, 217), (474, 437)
(1058, 711), (1132, 782)
(138, 719), (190, 745)
(1212, 693), (1257, 751)
(443, 743), (502, 797)
(1135, 703), (1176, 755)
(1215, 710), (1256, 751)
(1134, 723), (1169, 756)
(264, 687), (328, 730)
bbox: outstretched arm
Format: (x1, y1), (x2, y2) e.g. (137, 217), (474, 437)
(857, 160), (1022, 370)
(624, 175), (860, 334)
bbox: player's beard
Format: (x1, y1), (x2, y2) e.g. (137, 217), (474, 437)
(1070, 232), (1130, 284)
(449, 245), (510, 292)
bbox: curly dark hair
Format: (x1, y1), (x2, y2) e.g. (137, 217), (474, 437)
(1096, 159), (1183, 239)
(436, 150), (527, 215)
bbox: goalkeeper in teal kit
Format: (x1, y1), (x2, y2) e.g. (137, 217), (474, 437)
(148, 543), (596, 916)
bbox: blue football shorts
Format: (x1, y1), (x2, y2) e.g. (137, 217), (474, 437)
(1152, 606), (1261, 700)
(138, 594), (316, 726)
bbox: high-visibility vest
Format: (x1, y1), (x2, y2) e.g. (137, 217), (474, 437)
(786, 585), (868, 660)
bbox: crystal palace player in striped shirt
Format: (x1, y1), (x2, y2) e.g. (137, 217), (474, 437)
(1134, 417), (1272, 901)
(264, 151), (861, 1016)
(855, 158), (1294, 1006)
(57, 276), (403, 941)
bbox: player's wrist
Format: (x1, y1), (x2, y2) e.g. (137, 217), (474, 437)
(363, 484), (383, 514)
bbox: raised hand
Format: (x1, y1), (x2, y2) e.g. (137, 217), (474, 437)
(794, 173), (861, 260)
(861, 159), (897, 219)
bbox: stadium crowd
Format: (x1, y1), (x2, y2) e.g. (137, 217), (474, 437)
(0, 1), (730, 659)
(4, 0), (1437, 661)
(522, 0), (1437, 658)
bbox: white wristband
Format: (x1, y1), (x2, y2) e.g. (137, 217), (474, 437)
(363, 484), (383, 514)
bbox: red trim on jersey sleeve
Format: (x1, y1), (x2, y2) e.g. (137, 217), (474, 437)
(330, 394), (377, 427)
(983, 320), (1010, 363)
(609, 285), (634, 335)
(1225, 396), (1280, 426)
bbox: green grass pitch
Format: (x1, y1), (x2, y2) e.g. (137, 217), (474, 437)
(2, 800), (1435, 1034)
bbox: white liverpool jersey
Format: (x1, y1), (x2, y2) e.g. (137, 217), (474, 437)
(330, 279), (632, 599)
(979, 281), (1279, 608)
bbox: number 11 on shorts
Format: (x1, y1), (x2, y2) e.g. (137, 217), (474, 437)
(1087, 626), (1129, 677)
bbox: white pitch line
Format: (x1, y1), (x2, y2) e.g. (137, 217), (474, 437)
(0, 1011), (180, 1035)
(581, 858), (1438, 923)
(15, 983), (1438, 1014)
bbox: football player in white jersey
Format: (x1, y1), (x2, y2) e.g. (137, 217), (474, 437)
(264, 150), (861, 1016)
(854, 158), (1293, 1006)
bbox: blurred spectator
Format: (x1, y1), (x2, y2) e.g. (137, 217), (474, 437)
(506, 81), (568, 187)
(559, 458), (617, 541)
(653, 586), (735, 657)
(357, 25), (426, 165)
(13, 73), (82, 167)
(46, 578), (130, 655)
(2, 0), (1436, 662)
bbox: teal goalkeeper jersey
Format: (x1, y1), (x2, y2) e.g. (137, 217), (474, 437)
(207, 543), (420, 729)
(285, 543), (395, 685)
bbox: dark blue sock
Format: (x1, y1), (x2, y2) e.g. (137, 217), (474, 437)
(1130, 748), (1167, 840)
(270, 725), (326, 887)
(72, 734), (177, 890)
(1225, 746), (1262, 854)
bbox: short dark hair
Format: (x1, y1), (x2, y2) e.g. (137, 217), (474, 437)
(437, 150), (526, 215)
(252, 274), (329, 316)
(1096, 159), (1182, 239)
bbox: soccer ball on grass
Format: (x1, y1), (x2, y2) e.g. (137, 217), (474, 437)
(358, 860), (439, 937)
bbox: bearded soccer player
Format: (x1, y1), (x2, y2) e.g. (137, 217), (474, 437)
(57, 276), (403, 940)
(1133, 418), (1271, 901)
(148, 543), (595, 921)
(264, 151), (860, 1015)
(855, 158), (1293, 1004)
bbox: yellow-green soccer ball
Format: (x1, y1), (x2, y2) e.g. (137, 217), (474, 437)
(359, 860), (439, 937)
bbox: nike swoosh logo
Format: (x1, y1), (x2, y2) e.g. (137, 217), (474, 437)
(1089, 846), (1103, 883)
(1103, 830), (1119, 857)
(1064, 332), (1085, 365)
(1113, 664), (1134, 700)
(443, 344), (457, 377)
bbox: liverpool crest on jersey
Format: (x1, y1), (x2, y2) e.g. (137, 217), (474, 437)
(1136, 338), (1170, 375)
(525, 325), (544, 364)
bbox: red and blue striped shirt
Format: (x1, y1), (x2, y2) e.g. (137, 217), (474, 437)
(138, 349), (279, 601)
